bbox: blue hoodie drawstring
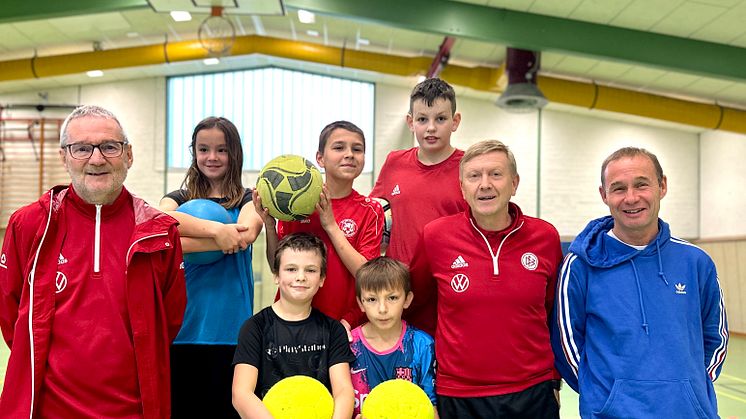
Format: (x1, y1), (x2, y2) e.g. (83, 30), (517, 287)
(629, 259), (650, 335)
(655, 240), (669, 285)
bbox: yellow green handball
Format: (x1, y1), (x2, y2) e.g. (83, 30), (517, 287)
(263, 375), (334, 419)
(256, 154), (323, 221)
(361, 379), (434, 419)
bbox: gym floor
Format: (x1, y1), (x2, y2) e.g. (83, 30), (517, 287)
(1, 335), (744, 417)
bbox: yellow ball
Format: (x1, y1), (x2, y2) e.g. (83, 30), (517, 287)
(256, 155), (323, 221)
(263, 375), (334, 419)
(361, 379), (434, 419)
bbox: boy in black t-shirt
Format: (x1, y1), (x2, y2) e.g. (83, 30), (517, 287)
(232, 233), (355, 418)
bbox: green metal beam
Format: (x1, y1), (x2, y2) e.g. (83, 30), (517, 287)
(286, 0), (746, 81)
(0, 0), (148, 23)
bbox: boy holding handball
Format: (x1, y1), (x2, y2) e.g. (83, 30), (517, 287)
(255, 121), (385, 335)
(232, 233), (355, 418)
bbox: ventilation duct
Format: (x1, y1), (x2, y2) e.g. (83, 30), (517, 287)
(496, 48), (547, 113)
(0, 35), (744, 133)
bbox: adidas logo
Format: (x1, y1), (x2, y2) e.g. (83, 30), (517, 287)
(58, 253), (68, 265)
(391, 185), (401, 196)
(675, 282), (687, 295)
(451, 255), (468, 269)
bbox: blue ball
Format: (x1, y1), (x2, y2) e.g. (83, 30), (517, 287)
(176, 199), (232, 265)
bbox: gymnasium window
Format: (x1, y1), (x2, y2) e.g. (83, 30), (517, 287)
(166, 67), (375, 172)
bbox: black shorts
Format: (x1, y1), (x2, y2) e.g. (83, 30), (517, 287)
(438, 380), (560, 419)
(170, 344), (240, 419)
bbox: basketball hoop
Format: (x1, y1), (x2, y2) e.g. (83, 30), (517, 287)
(198, 6), (236, 57)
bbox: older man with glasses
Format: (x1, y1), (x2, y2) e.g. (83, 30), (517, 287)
(0, 105), (186, 418)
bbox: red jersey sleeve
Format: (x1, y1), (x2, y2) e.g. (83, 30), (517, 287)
(163, 225), (187, 341)
(544, 226), (563, 380)
(354, 200), (385, 261)
(0, 212), (26, 347)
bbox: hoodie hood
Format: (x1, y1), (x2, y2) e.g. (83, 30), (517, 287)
(568, 215), (671, 268)
(569, 215), (673, 336)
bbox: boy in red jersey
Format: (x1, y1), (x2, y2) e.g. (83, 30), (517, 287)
(370, 78), (467, 266)
(256, 121), (384, 335)
(409, 140), (562, 418)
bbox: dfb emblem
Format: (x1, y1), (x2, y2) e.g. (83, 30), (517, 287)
(339, 219), (358, 238)
(55, 271), (68, 293)
(450, 273), (469, 293)
(521, 252), (538, 271)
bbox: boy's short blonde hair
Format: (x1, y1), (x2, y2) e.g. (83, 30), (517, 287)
(355, 257), (411, 298)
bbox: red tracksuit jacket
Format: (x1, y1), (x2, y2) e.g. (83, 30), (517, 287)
(0, 185), (186, 418)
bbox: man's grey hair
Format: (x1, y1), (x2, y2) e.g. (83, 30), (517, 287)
(460, 139), (518, 178)
(59, 105), (128, 146)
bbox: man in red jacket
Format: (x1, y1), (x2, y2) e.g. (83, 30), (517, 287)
(408, 140), (563, 418)
(0, 105), (186, 418)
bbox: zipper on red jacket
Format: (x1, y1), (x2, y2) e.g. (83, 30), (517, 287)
(94, 205), (102, 273)
(468, 217), (524, 276)
(27, 189), (55, 418)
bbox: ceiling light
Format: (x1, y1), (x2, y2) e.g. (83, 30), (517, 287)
(495, 48), (547, 113)
(306, 30), (319, 37)
(170, 11), (192, 22)
(297, 9), (315, 24)
(126, 32), (139, 38)
(357, 37), (370, 46)
(203, 58), (220, 65)
(417, 75), (427, 83)
(86, 70), (104, 78)
(495, 83), (547, 113)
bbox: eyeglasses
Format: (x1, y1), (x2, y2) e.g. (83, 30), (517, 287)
(63, 141), (128, 160)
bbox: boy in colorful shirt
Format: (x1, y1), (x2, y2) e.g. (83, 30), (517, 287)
(349, 257), (437, 418)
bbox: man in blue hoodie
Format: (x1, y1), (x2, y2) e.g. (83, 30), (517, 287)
(551, 147), (728, 418)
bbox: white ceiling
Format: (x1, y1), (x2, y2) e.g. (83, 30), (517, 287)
(1, 0), (745, 110)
